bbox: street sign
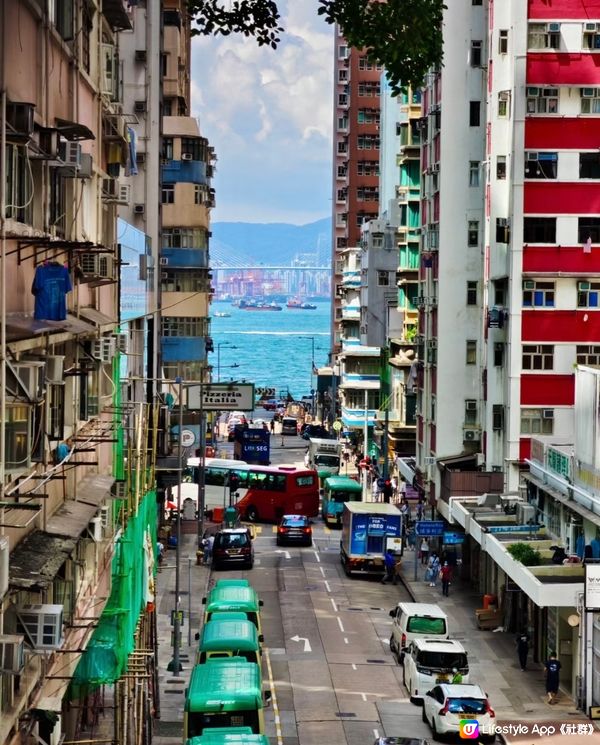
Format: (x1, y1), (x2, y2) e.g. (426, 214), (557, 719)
(415, 520), (445, 537)
(181, 429), (195, 447)
(443, 531), (465, 545)
(187, 383), (255, 411)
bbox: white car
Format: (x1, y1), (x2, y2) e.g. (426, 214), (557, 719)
(422, 683), (496, 742)
(227, 411), (247, 423)
(403, 638), (469, 701)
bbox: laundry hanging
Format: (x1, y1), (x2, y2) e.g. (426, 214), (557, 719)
(31, 262), (72, 321)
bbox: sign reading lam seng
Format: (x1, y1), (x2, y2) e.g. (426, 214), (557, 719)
(585, 561), (600, 611)
(187, 383), (255, 412)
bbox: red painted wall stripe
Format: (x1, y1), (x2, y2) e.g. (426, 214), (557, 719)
(520, 374), (574, 406)
(520, 438), (531, 462)
(528, 0), (600, 19)
(522, 310), (600, 341)
(524, 182), (600, 214)
(523, 246), (600, 274)
(527, 53), (600, 86)
(525, 118), (600, 149)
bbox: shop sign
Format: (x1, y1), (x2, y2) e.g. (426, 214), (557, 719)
(546, 446), (572, 480)
(585, 562), (600, 611)
(442, 531), (465, 545)
(187, 383), (255, 411)
(487, 525), (542, 533)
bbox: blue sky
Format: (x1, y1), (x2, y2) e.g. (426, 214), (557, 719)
(190, 1), (334, 225)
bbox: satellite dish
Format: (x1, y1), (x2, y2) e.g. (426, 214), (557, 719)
(568, 614), (580, 627)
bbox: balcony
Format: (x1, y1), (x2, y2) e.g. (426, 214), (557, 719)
(161, 337), (207, 363)
(160, 248), (209, 268)
(162, 159), (210, 185)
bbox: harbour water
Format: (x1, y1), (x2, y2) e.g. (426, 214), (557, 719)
(210, 300), (331, 399)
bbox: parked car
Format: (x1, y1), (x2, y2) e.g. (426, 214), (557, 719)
(301, 424), (332, 441)
(389, 602), (449, 663)
(262, 399), (281, 411)
(212, 527), (254, 569)
(276, 514), (312, 546)
(422, 683), (496, 742)
(403, 638), (469, 701)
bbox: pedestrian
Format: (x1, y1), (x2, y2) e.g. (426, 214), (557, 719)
(382, 479), (394, 504)
(544, 651), (561, 704)
(420, 537), (430, 565)
(440, 561), (452, 596)
(451, 667), (463, 684)
(426, 553), (439, 586)
(416, 498), (425, 521)
(372, 478), (380, 502)
(270, 419), (275, 434)
(381, 549), (398, 584)
(516, 630), (529, 671)
(157, 541), (164, 565)
(202, 534), (214, 565)
(407, 526), (416, 551)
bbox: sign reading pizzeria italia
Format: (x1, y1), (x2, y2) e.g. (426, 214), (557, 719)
(187, 383), (255, 412)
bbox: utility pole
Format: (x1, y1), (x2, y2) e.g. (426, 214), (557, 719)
(168, 378), (184, 673)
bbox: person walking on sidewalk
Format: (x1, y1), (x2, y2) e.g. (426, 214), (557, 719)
(516, 631), (529, 671)
(440, 561), (452, 596)
(420, 537), (430, 565)
(202, 534), (214, 565)
(381, 549), (398, 584)
(544, 651), (561, 704)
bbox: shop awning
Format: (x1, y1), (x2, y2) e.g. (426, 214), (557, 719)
(55, 118), (95, 142)
(5, 312), (96, 343)
(524, 472), (600, 531)
(437, 453), (478, 470)
(9, 532), (77, 591)
(78, 307), (117, 333)
(45, 502), (98, 540)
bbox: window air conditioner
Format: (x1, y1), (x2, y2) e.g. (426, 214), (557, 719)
(582, 88), (596, 98)
(16, 604), (64, 650)
(134, 204), (145, 215)
(135, 49), (147, 63)
(463, 428), (481, 442)
(0, 537), (8, 598)
(547, 22), (560, 33)
(526, 152), (539, 162)
(542, 408), (554, 419)
(523, 280), (535, 290)
(161, 271), (169, 280)
(181, 153), (193, 161)
(497, 218), (509, 227)
(585, 22), (598, 32)
(112, 481), (127, 500)
(526, 87), (540, 96)
(0, 635), (25, 674)
(466, 400), (478, 411)
(12, 362), (45, 401)
(136, 151), (146, 164)
(117, 184), (131, 205)
(160, 257), (169, 266)
(427, 339), (437, 349)
(517, 502), (536, 524)
(79, 253), (114, 280)
(100, 504), (111, 531)
(59, 140), (82, 168)
(134, 100), (147, 114)
(579, 281), (591, 290)
(6, 102), (35, 136)
(114, 333), (128, 354)
(92, 337), (116, 362)
(89, 516), (103, 542)
(45, 355), (65, 384)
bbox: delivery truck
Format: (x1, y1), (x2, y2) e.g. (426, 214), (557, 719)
(340, 502), (403, 577)
(307, 437), (342, 480)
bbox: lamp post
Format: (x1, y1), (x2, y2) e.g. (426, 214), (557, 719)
(298, 335), (315, 411)
(216, 343), (238, 382)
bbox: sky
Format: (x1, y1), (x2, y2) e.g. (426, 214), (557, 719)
(190, 0), (334, 225)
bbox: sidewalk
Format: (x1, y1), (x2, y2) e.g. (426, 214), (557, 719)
(397, 554), (587, 725)
(153, 532), (212, 745)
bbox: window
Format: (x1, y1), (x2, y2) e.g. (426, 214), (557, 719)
(357, 161), (378, 177)
(522, 344), (554, 370)
(161, 317), (208, 337)
(161, 270), (210, 293)
(580, 153), (600, 179)
(357, 186), (378, 201)
(161, 53), (168, 77)
(492, 405), (504, 431)
(377, 271), (390, 286)
(336, 188), (347, 201)
(358, 57), (373, 70)
(338, 93), (348, 107)
(337, 165), (347, 178)
(79, 369), (98, 421)
(81, 3), (93, 73)
(577, 281), (600, 308)
(357, 135), (379, 150)
(5, 405), (30, 470)
(470, 41), (482, 67)
(357, 109), (379, 125)
(466, 340), (477, 364)
(576, 345), (600, 366)
(468, 221), (479, 247)
(464, 400), (478, 425)
(194, 185), (202, 205)
(494, 343), (504, 367)
(578, 217), (600, 243)
(523, 217), (556, 243)
(338, 116), (348, 130)
(583, 25), (600, 50)
(338, 69), (348, 82)
(469, 161), (480, 187)
(467, 281), (478, 305)
(163, 228), (208, 249)
(524, 152), (557, 179)
(499, 29), (509, 54)
(181, 138), (207, 161)
(48, 384), (65, 441)
(161, 185), (174, 204)
(472, 0), (482, 4)
(162, 138), (173, 160)
(528, 23), (560, 49)
(526, 87), (558, 114)
(521, 408), (554, 435)
(469, 101), (481, 126)
(522, 280), (555, 307)
(580, 88), (600, 114)
(337, 141), (348, 155)
(51, 0), (74, 40)
(494, 283), (507, 306)
(496, 155), (507, 180)
(49, 168), (66, 236)
(498, 91), (510, 118)
(162, 99), (172, 116)
(5, 144), (33, 225)
(338, 45), (348, 59)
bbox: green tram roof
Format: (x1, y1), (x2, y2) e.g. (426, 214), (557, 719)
(185, 659), (262, 713)
(214, 579), (250, 588)
(324, 475), (362, 492)
(188, 727), (269, 744)
(204, 585), (261, 613)
(208, 612), (249, 622)
(200, 619), (259, 652)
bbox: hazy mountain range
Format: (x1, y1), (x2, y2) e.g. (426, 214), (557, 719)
(210, 217), (331, 267)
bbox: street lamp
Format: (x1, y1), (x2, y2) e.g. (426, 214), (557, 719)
(216, 343), (238, 382)
(298, 336), (315, 412)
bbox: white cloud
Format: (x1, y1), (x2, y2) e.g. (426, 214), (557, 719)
(190, 0), (333, 223)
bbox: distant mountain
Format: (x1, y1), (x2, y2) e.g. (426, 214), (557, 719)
(210, 217), (331, 267)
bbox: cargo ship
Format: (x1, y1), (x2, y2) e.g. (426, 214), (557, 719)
(287, 297), (317, 310)
(240, 300), (283, 311)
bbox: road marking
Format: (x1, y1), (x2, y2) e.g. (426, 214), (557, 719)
(290, 635), (312, 653)
(313, 550), (321, 563)
(275, 549), (291, 559)
(330, 598), (338, 612)
(352, 663), (357, 670)
(373, 729), (380, 739)
(380, 638), (390, 645)
(344, 637), (349, 644)
(361, 693), (367, 701)
(324, 526), (331, 534)
(264, 647), (283, 745)
(324, 580), (331, 593)
(319, 566), (326, 577)
(337, 617), (345, 633)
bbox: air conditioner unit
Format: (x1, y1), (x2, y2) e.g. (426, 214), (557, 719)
(12, 362), (45, 401)
(477, 492), (499, 507)
(100, 504), (111, 531)
(497, 218), (509, 227)
(523, 280), (535, 290)
(578, 281), (591, 290)
(160, 257), (169, 266)
(466, 400), (477, 411)
(517, 502), (536, 524)
(542, 408), (554, 419)
(92, 337), (116, 362)
(547, 22), (561, 32)
(79, 253), (114, 280)
(498, 91), (510, 102)
(16, 604), (64, 650)
(0, 537), (8, 598)
(77, 153), (93, 179)
(181, 153), (193, 161)
(89, 516), (103, 542)
(7, 102), (35, 136)
(112, 481), (127, 500)
(136, 151), (146, 165)
(582, 88), (596, 98)
(463, 428), (481, 442)
(431, 163), (440, 173)
(135, 49), (147, 62)
(416, 296), (426, 307)
(359, 325), (368, 334)
(585, 22), (598, 32)
(114, 333), (128, 353)
(134, 100), (147, 114)
(427, 339), (437, 349)
(45, 355), (65, 384)
(526, 152), (538, 161)
(526, 87), (540, 96)
(134, 204), (145, 215)
(114, 184), (130, 205)
(0, 635), (25, 674)
(423, 456), (436, 466)
(59, 140), (82, 168)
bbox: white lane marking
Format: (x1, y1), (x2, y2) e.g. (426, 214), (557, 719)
(275, 549), (291, 559)
(290, 635), (312, 653)
(324, 580), (331, 593)
(314, 550), (321, 563)
(337, 617), (345, 633)
(344, 637), (349, 644)
(264, 647), (283, 745)
(373, 729), (380, 739)
(380, 638), (390, 645)
(361, 693), (367, 701)
(330, 597), (338, 612)
(319, 566), (326, 577)
(352, 663), (357, 670)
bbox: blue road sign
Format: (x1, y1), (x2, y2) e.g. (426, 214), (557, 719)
(415, 520), (445, 537)
(443, 531), (465, 545)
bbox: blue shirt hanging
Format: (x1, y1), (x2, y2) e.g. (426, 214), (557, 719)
(32, 263), (72, 321)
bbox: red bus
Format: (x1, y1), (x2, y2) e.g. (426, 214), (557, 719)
(233, 466), (319, 522)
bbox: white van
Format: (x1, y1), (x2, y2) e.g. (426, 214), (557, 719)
(402, 638), (469, 701)
(389, 602), (449, 661)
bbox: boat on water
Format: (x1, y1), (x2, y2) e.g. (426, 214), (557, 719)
(287, 297), (317, 310)
(240, 300), (283, 311)
(214, 311), (231, 318)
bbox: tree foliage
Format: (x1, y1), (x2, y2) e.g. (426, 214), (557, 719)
(188, 0), (445, 94)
